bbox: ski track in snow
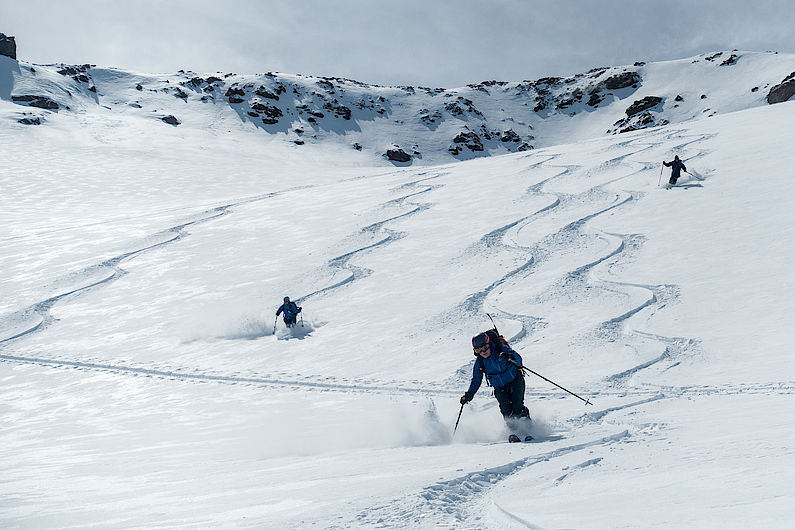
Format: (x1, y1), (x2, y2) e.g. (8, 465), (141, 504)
(362, 127), (795, 526)
(0, 351), (460, 396)
(352, 430), (631, 528)
(460, 129), (711, 382)
(299, 171), (445, 303)
(0, 185), (322, 346)
(3, 120), (793, 528)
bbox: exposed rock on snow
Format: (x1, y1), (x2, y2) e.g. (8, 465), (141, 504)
(500, 129), (521, 143)
(609, 95), (668, 134)
(452, 129), (484, 152)
(385, 147), (411, 162)
(11, 95), (59, 110)
(57, 64), (94, 84)
(225, 86), (245, 103)
(161, 115), (181, 126)
(602, 71), (641, 90)
(0, 33), (16, 59)
(4, 50), (794, 163)
(625, 96), (664, 117)
(767, 72), (795, 104)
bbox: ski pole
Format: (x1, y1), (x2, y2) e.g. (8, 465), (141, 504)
(486, 313), (500, 335)
(486, 314), (592, 405)
(452, 402), (465, 436)
(516, 364), (592, 405)
(658, 163), (664, 187)
(272, 316), (278, 335)
(300, 310), (304, 328)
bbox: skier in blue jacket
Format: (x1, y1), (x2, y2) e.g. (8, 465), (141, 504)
(460, 331), (531, 434)
(276, 296), (301, 327)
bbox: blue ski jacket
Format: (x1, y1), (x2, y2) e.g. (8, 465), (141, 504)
(467, 342), (522, 395)
(276, 301), (301, 318)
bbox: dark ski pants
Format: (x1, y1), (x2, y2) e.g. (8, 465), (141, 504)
(493, 373), (530, 420)
(284, 316), (297, 327)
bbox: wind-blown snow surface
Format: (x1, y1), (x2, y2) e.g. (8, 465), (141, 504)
(2, 69), (795, 526)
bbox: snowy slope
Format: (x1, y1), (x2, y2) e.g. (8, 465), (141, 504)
(4, 50), (795, 165)
(2, 50), (795, 528)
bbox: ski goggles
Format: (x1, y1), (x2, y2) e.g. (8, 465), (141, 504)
(474, 344), (490, 355)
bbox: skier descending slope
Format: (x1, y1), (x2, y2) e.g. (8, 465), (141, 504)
(276, 296), (302, 328)
(663, 155), (687, 187)
(460, 330), (533, 442)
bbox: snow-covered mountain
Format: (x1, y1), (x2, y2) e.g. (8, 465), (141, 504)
(2, 45), (795, 528)
(4, 49), (795, 165)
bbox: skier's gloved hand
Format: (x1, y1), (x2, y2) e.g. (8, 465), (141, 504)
(460, 392), (474, 404)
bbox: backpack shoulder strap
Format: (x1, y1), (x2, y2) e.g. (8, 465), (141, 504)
(476, 356), (491, 387)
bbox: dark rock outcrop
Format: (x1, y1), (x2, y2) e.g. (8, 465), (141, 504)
(11, 95), (59, 110)
(767, 73), (795, 104)
(161, 115), (181, 126)
(0, 33), (16, 59)
(18, 117), (41, 125)
(56, 64), (95, 86)
(255, 86), (280, 100)
(500, 129), (521, 143)
(609, 111), (669, 135)
(556, 88), (583, 109)
(419, 109), (442, 127)
(322, 102), (352, 120)
(385, 148), (411, 162)
(603, 71), (641, 90)
(452, 130), (484, 151)
(720, 54), (739, 66)
(225, 86), (245, 103)
(586, 91), (603, 107)
(252, 103), (283, 123)
(625, 96), (663, 116)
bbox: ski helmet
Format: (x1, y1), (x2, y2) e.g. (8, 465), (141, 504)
(472, 332), (490, 350)
(284, 296), (290, 302)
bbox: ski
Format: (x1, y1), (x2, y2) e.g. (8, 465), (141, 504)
(508, 434), (534, 443)
(482, 434), (564, 446)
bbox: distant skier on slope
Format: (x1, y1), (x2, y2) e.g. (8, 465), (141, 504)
(663, 155), (687, 186)
(276, 296), (302, 328)
(460, 330), (532, 439)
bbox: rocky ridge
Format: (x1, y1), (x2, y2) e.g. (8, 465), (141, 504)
(3, 49), (794, 165)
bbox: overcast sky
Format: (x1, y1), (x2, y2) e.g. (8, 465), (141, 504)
(2, 0), (793, 87)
